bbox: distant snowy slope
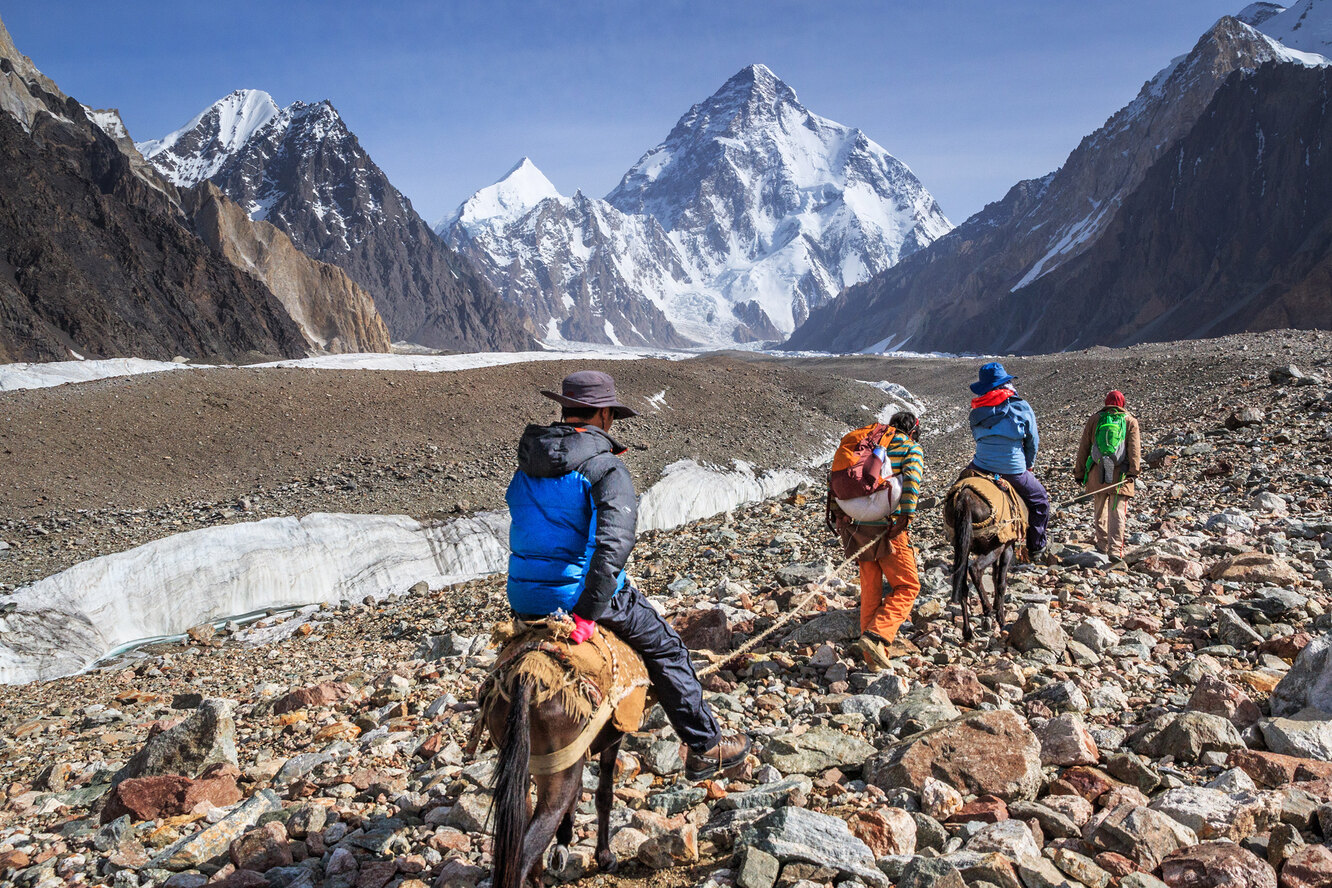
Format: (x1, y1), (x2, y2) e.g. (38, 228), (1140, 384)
(436, 157), (561, 239)
(136, 89), (279, 186)
(608, 64), (951, 337)
(1254, 0), (1332, 56)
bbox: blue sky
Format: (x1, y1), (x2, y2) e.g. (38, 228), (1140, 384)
(6, 1), (1243, 225)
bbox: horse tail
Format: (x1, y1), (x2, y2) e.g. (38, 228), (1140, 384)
(952, 488), (974, 604)
(492, 678), (532, 888)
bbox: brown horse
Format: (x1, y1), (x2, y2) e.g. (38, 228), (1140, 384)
(487, 676), (623, 888)
(948, 485), (1017, 642)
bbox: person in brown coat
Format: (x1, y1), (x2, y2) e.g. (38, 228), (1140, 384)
(1075, 390), (1141, 558)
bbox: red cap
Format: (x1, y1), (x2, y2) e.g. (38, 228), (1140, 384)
(1105, 390), (1126, 408)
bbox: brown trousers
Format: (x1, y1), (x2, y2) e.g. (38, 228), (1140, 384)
(1093, 490), (1130, 558)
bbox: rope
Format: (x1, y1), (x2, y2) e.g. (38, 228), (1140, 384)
(695, 523), (894, 678)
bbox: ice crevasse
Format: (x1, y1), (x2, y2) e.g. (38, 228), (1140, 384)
(0, 461), (814, 685)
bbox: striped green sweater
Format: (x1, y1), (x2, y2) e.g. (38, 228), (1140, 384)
(884, 429), (925, 517)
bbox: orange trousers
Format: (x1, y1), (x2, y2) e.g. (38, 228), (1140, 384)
(859, 530), (921, 644)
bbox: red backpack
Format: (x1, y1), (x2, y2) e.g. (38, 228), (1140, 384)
(829, 424), (894, 500)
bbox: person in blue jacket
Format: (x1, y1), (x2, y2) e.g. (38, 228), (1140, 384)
(507, 370), (750, 779)
(967, 362), (1050, 556)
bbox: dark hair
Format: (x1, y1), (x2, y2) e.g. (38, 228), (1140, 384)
(888, 411), (920, 439)
(561, 405), (600, 422)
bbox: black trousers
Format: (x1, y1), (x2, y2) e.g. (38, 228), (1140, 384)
(521, 584), (721, 752)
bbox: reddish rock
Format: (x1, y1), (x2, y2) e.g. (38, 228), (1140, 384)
(0, 850), (31, 872)
(948, 795), (1010, 824)
(1096, 850), (1142, 877)
(866, 710), (1042, 802)
(101, 764), (242, 823)
(1059, 766), (1122, 803)
(849, 807), (916, 856)
(1135, 556), (1205, 580)
(1229, 750), (1332, 788)
(1261, 633), (1314, 663)
(636, 823), (699, 868)
(1208, 553), (1301, 586)
(415, 733), (445, 760)
(932, 665), (988, 708)
(272, 681), (353, 715)
(1035, 714), (1100, 767)
(1161, 841), (1276, 888)
(357, 859), (398, 888)
(1281, 844), (1332, 888)
(1189, 675), (1262, 729)
(671, 608), (732, 652)
(211, 872), (270, 888)
(230, 821), (293, 872)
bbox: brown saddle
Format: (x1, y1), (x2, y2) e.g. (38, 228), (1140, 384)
(943, 469), (1029, 548)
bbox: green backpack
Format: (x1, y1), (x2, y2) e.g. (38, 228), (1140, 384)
(1086, 409), (1127, 482)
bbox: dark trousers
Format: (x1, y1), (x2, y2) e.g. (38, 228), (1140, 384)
(971, 463), (1050, 550)
(598, 585), (721, 752)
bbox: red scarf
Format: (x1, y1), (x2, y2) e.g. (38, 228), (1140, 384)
(971, 386), (1016, 409)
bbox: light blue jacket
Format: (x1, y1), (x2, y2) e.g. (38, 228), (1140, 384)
(969, 396), (1040, 475)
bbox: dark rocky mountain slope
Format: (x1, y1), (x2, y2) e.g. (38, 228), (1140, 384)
(788, 16), (1332, 354)
(0, 17), (307, 363)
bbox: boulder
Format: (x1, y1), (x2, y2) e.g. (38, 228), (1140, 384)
(1129, 712), (1246, 764)
(1189, 676), (1262, 729)
(761, 726), (877, 775)
(1271, 633), (1332, 718)
(1148, 786), (1281, 841)
(1159, 841), (1276, 888)
(932, 665), (988, 708)
(879, 685), (960, 737)
(672, 607), (732, 652)
(102, 763), (242, 823)
(848, 806), (915, 857)
(1259, 710), (1332, 762)
(1009, 604), (1068, 656)
(1085, 804), (1199, 872)
(113, 699), (238, 785)
(741, 806), (887, 887)
(785, 609), (860, 644)
(737, 847), (780, 888)
(965, 819), (1041, 863)
(1073, 618), (1121, 654)
(1208, 554), (1301, 586)
(866, 710), (1042, 801)
(1035, 713), (1100, 766)
(1227, 750), (1332, 788)
(1279, 844), (1332, 888)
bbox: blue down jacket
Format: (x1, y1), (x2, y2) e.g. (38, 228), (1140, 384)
(970, 396), (1041, 475)
(505, 423), (636, 620)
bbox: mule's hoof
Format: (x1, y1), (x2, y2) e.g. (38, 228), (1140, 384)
(597, 850), (618, 873)
(548, 844), (569, 874)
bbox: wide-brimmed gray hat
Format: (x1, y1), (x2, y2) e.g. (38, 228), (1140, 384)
(541, 370), (638, 418)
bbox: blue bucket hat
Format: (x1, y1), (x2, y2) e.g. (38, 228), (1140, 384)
(970, 362), (1016, 396)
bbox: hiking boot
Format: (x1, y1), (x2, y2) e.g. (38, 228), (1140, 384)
(685, 732), (752, 780)
(851, 634), (894, 670)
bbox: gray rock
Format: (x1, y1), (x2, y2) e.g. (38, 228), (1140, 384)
(1008, 801), (1081, 839)
(1018, 857), (1079, 888)
(785, 608), (861, 644)
(738, 847), (780, 888)
(896, 857), (965, 888)
(1008, 604), (1067, 656)
(1148, 786), (1281, 841)
(113, 698), (238, 785)
(1259, 708), (1332, 761)
(741, 806), (887, 887)
(1072, 617), (1120, 654)
(841, 695), (891, 721)
(1028, 680), (1088, 713)
(148, 789), (281, 871)
(864, 673), (910, 702)
(761, 726), (877, 774)
(1270, 631), (1332, 717)
(777, 562), (832, 587)
(1217, 609), (1264, 649)
(1128, 711), (1245, 763)
(964, 819), (1040, 862)
(1086, 804), (1198, 872)
(644, 739), (685, 775)
(274, 752), (334, 787)
(445, 792), (493, 832)
(416, 633), (481, 660)
(716, 776), (813, 811)
(880, 686), (960, 737)
(1206, 509), (1256, 533)
(911, 813), (949, 852)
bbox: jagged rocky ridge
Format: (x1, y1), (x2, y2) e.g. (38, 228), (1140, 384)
(443, 65), (951, 347)
(0, 16), (308, 363)
(787, 9), (1332, 354)
(139, 91), (536, 352)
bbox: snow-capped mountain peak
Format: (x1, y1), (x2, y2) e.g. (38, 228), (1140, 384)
(436, 157), (561, 238)
(136, 89), (279, 186)
(1254, 0), (1332, 57)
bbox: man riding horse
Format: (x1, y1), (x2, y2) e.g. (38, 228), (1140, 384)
(506, 370), (751, 779)
(967, 362), (1050, 559)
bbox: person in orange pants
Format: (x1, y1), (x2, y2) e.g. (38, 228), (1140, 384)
(828, 411), (924, 669)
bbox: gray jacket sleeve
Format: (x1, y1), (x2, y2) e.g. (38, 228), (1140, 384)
(572, 455), (638, 621)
